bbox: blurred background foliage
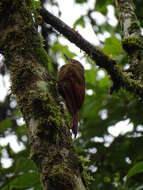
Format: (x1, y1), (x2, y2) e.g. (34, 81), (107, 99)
(0, 0), (143, 189)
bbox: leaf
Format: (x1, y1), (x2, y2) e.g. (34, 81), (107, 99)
(15, 157), (37, 174)
(85, 68), (97, 86)
(73, 16), (85, 28)
(52, 41), (76, 58)
(95, 0), (112, 14)
(1, 172), (41, 190)
(31, 0), (40, 18)
(0, 119), (13, 133)
(16, 124), (27, 137)
(31, 0), (40, 11)
(103, 36), (124, 57)
(75, 0), (87, 3)
(127, 161), (143, 179)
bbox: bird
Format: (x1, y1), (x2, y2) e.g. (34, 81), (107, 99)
(58, 54), (85, 137)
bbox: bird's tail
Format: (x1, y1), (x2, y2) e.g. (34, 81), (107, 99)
(72, 112), (78, 138)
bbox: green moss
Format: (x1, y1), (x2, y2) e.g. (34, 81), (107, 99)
(48, 163), (75, 188)
(11, 60), (35, 94)
(35, 80), (62, 128)
(37, 81), (54, 101)
(122, 36), (143, 81)
(47, 105), (61, 127)
(122, 36), (143, 54)
(79, 156), (94, 188)
(34, 47), (49, 67)
(34, 46), (55, 75)
(128, 20), (140, 34)
(30, 0), (40, 21)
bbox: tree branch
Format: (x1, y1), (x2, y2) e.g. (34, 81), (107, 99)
(39, 8), (143, 96)
(39, 8), (116, 70)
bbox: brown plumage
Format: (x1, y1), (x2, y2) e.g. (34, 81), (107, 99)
(58, 55), (85, 137)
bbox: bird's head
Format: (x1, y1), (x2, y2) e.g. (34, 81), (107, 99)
(64, 54), (84, 70)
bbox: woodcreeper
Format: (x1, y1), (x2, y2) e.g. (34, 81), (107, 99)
(58, 54), (85, 137)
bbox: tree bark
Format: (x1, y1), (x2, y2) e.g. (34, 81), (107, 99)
(0, 0), (87, 189)
(115, 0), (143, 82)
(115, 0), (141, 37)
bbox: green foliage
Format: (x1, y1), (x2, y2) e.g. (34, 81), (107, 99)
(31, 0), (40, 19)
(95, 0), (112, 14)
(15, 157), (37, 174)
(1, 148), (42, 189)
(75, 0), (87, 4)
(127, 161), (143, 179)
(0, 119), (13, 133)
(103, 36), (128, 66)
(134, 0), (143, 27)
(73, 16), (85, 29)
(31, 0), (40, 10)
(52, 41), (76, 59)
(103, 36), (125, 61)
(1, 172), (41, 190)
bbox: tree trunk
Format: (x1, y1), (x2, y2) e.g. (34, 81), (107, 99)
(115, 0), (143, 82)
(0, 0), (86, 189)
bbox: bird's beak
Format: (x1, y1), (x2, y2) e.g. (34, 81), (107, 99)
(64, 54), (71, 63)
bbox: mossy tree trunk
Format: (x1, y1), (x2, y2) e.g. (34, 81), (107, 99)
(0, 0), (86, 190)
(115, 0), (143, 82)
